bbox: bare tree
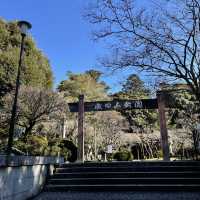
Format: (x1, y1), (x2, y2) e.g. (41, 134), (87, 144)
(85, 0), (200, 101)
(91, 111), (126, 150)
(3, 86), (68, 138)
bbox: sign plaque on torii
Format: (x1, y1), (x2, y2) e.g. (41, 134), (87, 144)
(69, 98), (158, 112)
(68, 92), (170, 162)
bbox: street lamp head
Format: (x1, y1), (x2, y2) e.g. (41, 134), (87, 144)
(17, 20), (32, 36)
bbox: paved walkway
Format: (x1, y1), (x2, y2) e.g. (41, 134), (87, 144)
(33, 191), (200, 200)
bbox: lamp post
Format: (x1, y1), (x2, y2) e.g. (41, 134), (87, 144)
(7, 21), (32, 155)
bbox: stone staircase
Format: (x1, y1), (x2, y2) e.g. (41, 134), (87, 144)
(44, 161), (200, 191)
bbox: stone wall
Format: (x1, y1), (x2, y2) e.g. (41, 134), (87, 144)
(0, 156), (64, 200)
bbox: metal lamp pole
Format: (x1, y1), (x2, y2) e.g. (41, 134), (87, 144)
(7, 21), (32, 155)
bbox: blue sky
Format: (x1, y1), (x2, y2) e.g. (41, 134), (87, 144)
(0, 0), (146, 92)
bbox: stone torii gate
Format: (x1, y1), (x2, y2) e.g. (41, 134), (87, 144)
(68, 91), (170, 162)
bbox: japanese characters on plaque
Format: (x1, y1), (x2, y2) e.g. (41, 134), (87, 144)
(93, 100), (143, 111)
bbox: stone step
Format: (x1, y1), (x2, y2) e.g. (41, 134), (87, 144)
(60, 161), (200, 168)
(52, 171), (200, 179)
(48, 177), (200, 185)
(56, 166), (200, 173)
(44, 184), (200, 192)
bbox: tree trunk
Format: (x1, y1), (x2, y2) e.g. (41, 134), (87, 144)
(23, 121), (35, 141)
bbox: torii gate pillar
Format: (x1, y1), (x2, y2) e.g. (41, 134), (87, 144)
(157, 91), (170, 161)
(77, 95), (85, 162)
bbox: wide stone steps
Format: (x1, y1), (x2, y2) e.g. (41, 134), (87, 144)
(44, 161), (200, 191)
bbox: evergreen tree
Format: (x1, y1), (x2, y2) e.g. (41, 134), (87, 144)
(113, 74), (157, 133)
(57, 70), (109, 101)
(0, 18), (53, 98)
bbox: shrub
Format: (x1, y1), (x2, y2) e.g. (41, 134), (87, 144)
(59, 140), (77, 162)
(14, 135), (48, 155)
(113, 150), (133, 161)
(28, 135), (48, 155)
(156, 150), (163, 159)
